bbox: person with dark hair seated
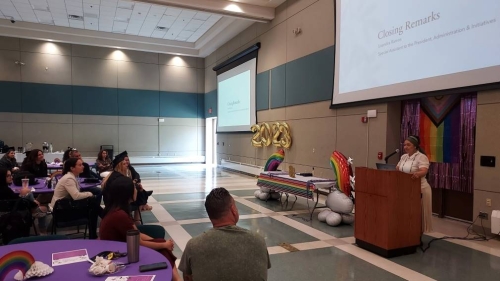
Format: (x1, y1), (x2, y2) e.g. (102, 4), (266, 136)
(0, 168), (48, 231)
(96, 150), (113, 178)
(63, 148), (96, 178)
(124, 155), (153, 211)
(100, 175), (180, 281)
(20, 149), (48, 177)
(50, 158), (103, 239)
(0, 149), (19, 172)
(179, 187), (271, 281)
(102, 151), (152, 223)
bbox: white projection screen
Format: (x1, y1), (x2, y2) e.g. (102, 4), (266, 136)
(332, 0), (500, 105)
(216, 58), (257, 133)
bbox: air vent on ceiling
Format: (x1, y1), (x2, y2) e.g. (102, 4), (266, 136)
(155, 26), (167, 30)
(32, 5), (50, 12)
(68, 14), (83, 20)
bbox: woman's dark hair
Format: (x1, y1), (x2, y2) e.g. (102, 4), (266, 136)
(25, 149), (43, 166)
(0, 168), (9, 188)
(102, 176), (135, 217)
(1, 149), (15, 160)
(63, 157), (81, 175)
(97, 150), (108, 161)
(407, 135), (426, 155)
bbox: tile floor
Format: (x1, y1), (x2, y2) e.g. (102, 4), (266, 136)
(96, 165), (500, 280)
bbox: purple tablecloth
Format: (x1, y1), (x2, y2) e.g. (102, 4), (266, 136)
(47, 164), (63, 170)
(0, 239), (172, 280)
(10, 178), (101, 194)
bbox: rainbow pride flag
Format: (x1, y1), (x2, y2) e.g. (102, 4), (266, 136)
(419, 104), (460, 163)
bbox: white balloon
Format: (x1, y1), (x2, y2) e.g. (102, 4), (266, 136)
(260, 186), (271, 193)
(326, 212), (342, 226)
(254, 190), (262, 198)
(258, 192), (270, 200)
(270, 192), (280, 200)
(318, 210), (333, 222)
(326, 190), (354, 214)
(341, 213), (355, 224)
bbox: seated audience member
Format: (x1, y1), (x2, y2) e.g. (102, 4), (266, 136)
(20, 149), (48, 177)
(124, 155), (153, 210)
(102, 151), (152, 223)
(0, 149), (19, 171)
(50, 158), (102, 239)
(96, 150), (113, 178)
(179, 187), (271, 281)
(64, 148), (96, 178)
(100, 175), (180, 281)
(0, 168), (48, 231)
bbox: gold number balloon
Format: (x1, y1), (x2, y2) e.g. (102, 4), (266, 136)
(251, 124), (262, 147)
(279, 122), (292, 149)
(250, 122), (292, 149)
(260, 122), (272, 147)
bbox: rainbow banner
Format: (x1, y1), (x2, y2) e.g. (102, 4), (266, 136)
(419, 104), (460, 163)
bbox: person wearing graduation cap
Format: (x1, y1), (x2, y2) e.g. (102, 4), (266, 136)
(102, 151), (152, 223)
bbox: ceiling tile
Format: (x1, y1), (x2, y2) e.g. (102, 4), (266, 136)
(12, 0), (31, 4)
(164, 7), (181, 16)
(178, 9), (195, 19)
(177, 30), (193, 39)
(151, 29), (165, 38)
(117, 0), (132, 9)
(83, 0), (100, 5)
(193, 12), (209, 21)
(99, 0), (116, 7)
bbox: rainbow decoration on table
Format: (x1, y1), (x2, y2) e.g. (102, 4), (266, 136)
(330, 151), (353, 197)
(0, 251), (35, 281)
(264, 149), (285, 171)
(419, 98), (460, 163)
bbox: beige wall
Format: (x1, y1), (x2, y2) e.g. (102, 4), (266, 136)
(474, 89), (500, 231)
(205, 0), (401, 179)
(0, 36), (205, 158)
(207, 0), (500, 229)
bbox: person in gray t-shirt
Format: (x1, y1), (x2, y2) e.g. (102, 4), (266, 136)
(179, 187), (271, 281)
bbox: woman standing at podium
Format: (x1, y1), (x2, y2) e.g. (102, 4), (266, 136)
(396, 135), (433, 233)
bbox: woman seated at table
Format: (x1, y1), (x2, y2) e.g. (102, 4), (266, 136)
(50, 157), (102, 239)
(124, 155), (153, 211)
(0, 168), (48, 231)
(96, 150), (113, 178)
(20, 149), (48, 177)
(100, 176), (180, 281)
(0, 149), (19, 172)
(103, 152), (152, 220)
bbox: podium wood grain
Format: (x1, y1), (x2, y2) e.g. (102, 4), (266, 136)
(355, 167), (421, 257)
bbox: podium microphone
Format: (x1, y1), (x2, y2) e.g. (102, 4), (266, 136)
(384, 149), (400, 163)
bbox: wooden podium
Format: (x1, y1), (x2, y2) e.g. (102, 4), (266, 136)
(355, 167), (421, 258)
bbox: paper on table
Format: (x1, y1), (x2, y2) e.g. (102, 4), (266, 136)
(52, 249), (89, 266)
(105, 275), (155, 281)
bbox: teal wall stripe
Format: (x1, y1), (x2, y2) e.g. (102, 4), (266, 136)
(0, 81), (205, 118)
(256, 71), (269, 110)
(118, 89), (159, 117)
(22, 83), (72, 114)
(0, 81), (22, 112)
(197, 94), (205, 119)
(160, 92), (198, 118)
(72, 85), (118, 116)
(270, 65), (286, 108)
(285, 46), (335, 106)
(204, 90), (217, 118)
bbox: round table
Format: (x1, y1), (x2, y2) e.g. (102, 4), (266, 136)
(0, 239), (172, 280)
(10, 178), (101, 194)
